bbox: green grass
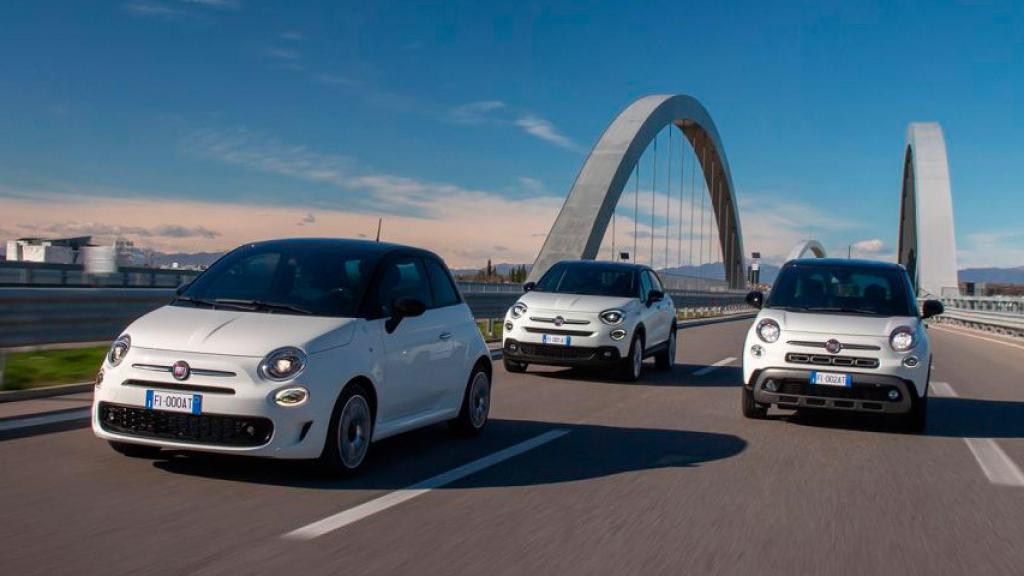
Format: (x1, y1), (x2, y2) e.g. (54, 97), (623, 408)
(2, 346), (106, 391)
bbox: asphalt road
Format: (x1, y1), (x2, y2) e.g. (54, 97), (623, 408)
(3, 319), (1024, 575)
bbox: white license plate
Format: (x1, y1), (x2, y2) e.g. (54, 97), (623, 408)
(145, 390), (203, 415)
(810, 371), (852, 387)
(541, 334), (572, 346)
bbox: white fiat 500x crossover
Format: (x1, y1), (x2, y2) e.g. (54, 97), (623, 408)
(93, 238), (493, 473)
(742, 258), (944, 432)
(502, 260), (677, 381)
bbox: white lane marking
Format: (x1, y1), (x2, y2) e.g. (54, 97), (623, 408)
(0, 408), (91, 432)
(930, 325), (1024, 352)
(930, 381), (957, 398)
(692, 357), (737, 377)
(930, 381), (1024, 487)
(964, 439), (1024, 487)
(283, 429), (570, 540)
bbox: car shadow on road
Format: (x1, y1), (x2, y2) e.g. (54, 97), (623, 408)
(520, 364), (742, 388)
(152, 418), (746, 489)
(776, 396), (1024, 438)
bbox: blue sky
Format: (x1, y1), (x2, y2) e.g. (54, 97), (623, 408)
(0, 0), (1021, 268)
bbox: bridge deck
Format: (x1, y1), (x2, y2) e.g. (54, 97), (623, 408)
(2, 319), (1024, 575)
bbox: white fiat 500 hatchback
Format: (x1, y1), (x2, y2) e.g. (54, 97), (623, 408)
(502, 260), (677, 381)
(93, 238), (492, 473)
(742, 258), (943, 432)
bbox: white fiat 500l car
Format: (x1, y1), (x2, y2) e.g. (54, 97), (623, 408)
(502, 260), (677, 381)
(742, 258), (944, 432)
(93, 238), (492, 473)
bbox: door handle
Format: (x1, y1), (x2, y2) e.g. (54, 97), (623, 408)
(439, 332), (453, 341)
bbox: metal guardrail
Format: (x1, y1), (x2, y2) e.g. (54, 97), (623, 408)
(934, 296), (1024, 338)
(0, 287), (749, 350)
(0, 261), (201, 288)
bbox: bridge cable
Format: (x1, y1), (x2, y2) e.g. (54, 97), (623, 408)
(688, 139), (696, 268)
(677, 129), (685, 268)
(698, 148), (706, 276)
(650, 131), (658, 267)
(665, 127), (673, 269)
(633, 158), (639, 262)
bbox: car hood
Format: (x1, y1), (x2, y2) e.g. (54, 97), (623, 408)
(124, 305), (359, 357)
(760, 308), (917, 337)
(518, 291), (635, 313)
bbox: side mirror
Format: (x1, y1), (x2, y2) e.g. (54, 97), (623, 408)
(523, 282), (536, 292)
(175, 280), (193, 296)
(647, 289), (665, 305)
(921, 299), (944, 319)
(746, 290), (764, 309)
(386, 297), (427, 333)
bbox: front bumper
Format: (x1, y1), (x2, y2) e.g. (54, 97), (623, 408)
(502, 338), (623, 367)
(92, 347), (333, 459)
(749, 368), (917, 414)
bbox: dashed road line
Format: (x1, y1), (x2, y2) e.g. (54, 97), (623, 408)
(282, 429), (570, 540)
(692, 357), (737, 377)
(931, 381), (1024, 488)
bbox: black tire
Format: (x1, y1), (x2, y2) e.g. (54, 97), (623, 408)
(320, 382), (374, 475)
(618, 333), (644, 382)
(655, 330), (677, 371)
(742, 387), (769, 419)
(450, 363), (492, 436)
(108, 441), (162, 459)
(503, 356), (527, 373)
(901, 395), (928, 434)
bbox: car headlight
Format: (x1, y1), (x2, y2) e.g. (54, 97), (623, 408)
(756, 319), (781, 343)
(889, 327), (916, 352)
(510, 302), (527, 319)
(600, 309), (625, 325)
(259, 347), (308, 381)
(108, 335), (131, 366)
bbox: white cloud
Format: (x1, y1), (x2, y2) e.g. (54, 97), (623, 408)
(852, 238), (885, 253)
(122, 1), (184, 18)
(297, 212), (316, 226)
(265, 47), (300, 61)
(958, 230), (1024, 268)
(515, 114), (580, 151)
(280, 30), (304, 41)
(448, 101), (506, 125)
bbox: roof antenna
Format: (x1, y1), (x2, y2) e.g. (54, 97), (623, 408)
(375, 217), (382, 242)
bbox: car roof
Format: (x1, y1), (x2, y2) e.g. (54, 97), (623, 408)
(784, 257), (905, 271)
(555, 259), (649, 272)
(245, 238), (442, 260)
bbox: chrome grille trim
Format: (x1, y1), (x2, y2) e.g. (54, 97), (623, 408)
(131, 364), (237, 377)
(786, 340), (881, 351)
(528, 316), (590, 325)
(785, 353), (880, 369)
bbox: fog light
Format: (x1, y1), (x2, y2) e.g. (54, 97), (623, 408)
(750, 344), (764, 358)
(274, 387), (309, 407)
(764, 379), (779, 393)
(505, 321), (514, 331)
(903, 356), (920, 368)
(610, 329), (627, 340)
(508, 342), (518, 352)
(887, 389), (900, 401)
(95, 369), (104, 388)
(602, 350), (614, 359)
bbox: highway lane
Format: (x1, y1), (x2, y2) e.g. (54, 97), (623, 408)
(3, 319), (1024, 575)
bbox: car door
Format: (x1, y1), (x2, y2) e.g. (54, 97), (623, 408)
(637, 271), (658, 345)
(423, 256), (473, 412)
(373, 254), (446, 423)
(648, 271), (674, 345)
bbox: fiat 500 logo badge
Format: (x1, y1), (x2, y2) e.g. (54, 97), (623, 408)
(171, 361), (191, 381)
(554, 316), (565, 327)
(825, 339), (843, 354)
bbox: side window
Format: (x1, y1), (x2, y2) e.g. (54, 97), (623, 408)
(648, 271), (664, 293)
(424, 258), (461, 309)
(375, 256), (434, 316)
(639, 271), (652, 299)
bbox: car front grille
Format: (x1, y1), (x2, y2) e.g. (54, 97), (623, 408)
(523, 328), (595, 337)
(98, 402), (273, 447)
(786, 353), (879, 369)
(515, 343), (599, 361)
(771, 380), (897, 402)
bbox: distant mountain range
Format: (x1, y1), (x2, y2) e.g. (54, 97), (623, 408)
(958, 266), (1024, 284)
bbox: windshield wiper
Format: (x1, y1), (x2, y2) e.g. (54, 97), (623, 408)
(213, 299), (314, 315)
(769, 305), (811, 312)
(806, 306), (884, 315)
(173, 296), (218, 308)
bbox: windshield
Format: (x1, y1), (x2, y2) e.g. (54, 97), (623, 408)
(174, 243), (377, 317)
(535, 262), (638, 298)
(767, 264), (917, 317)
